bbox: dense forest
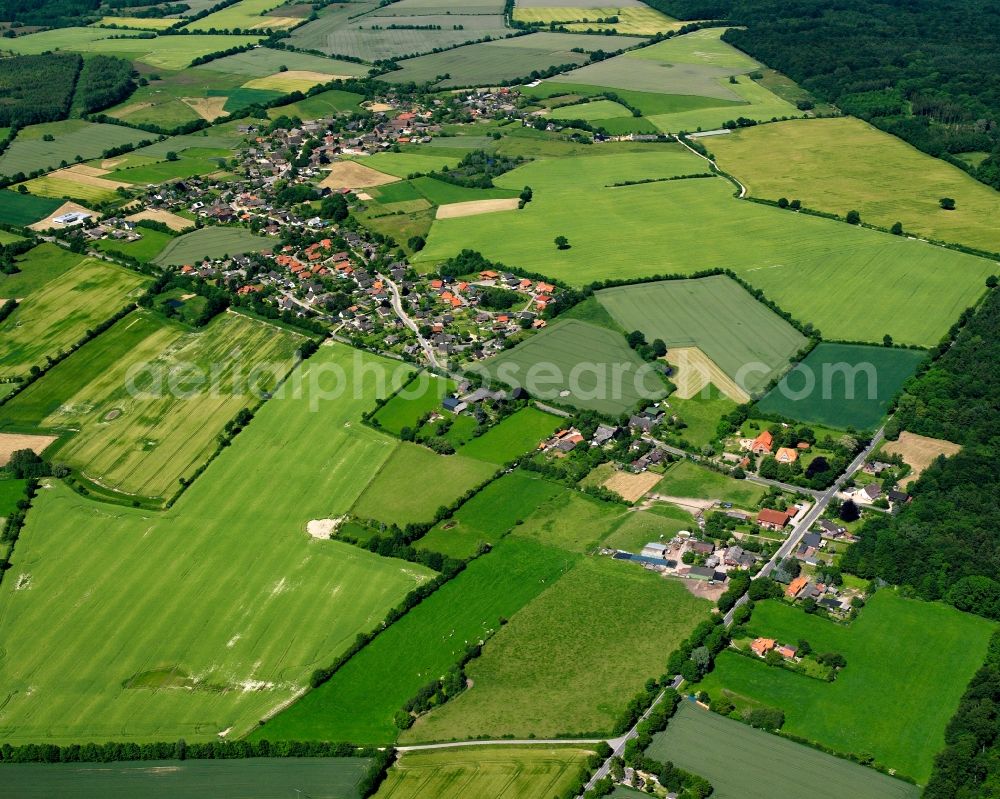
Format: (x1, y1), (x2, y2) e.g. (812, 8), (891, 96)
(0, 0), (99, 25)
(654, 0), (1000, 189)
(841, 280), (1000, 614)
(0, 52), (81, 127)
(75, 55), (137, 114)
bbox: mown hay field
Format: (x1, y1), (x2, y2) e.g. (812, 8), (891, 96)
(597, 275), (807, 396)
(647, 702), (918, 799)
(416, 159), (995, 346)
(710, 117), (1000, 254)
(1, 310), (305, 501)
(697, 593), (996, 782)
(254, 536), (577, 743)
(374, 746), (595, 799)
(0, 345), (434, 744)
(153, 227), (275, 266)
(0, 257), (150, 378)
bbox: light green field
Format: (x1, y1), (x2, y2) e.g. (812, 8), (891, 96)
(375, 746), (595, 799)
(17, 173), (120, 204)
(632, 27), (760, 69)
(0, 257), (149, 378)
(0, 243), (85, 299)
(647, 75), (801, 133)
(186, 0), (305, 30)
(655, 460), (765, 506)
(416, 156), (995, 346)
(548, 98), (633, 121)
(350, 443), (496, 524)
(94, 15), (178, 29)
(698, 592), (997, 782)
(254, 536), (576, 743)
(0, 345), (434, 744)
(349, 152), (465, 178)
(597, 276), (807, 395)
(479, 318), (668, 416)
(0, 478), (27, 517)
(511, 487), (629, 553)
(522, 81), (743, 117)
(710, 117), (1000, 253)
(267, 88), (366, 119)
(153, 227), (275, 265)
(371, 375), (454, 435)
(459, 407), (561, 464)
(403, 556), (710, 740)
(666, 385), (737, 449)
(94, 228), (176, 262)
(647, 702), (918, 799)
(1, 310), (305, 501)
(602, 503), (695, 552)
(0, 120), (150, 179)
(0, 229), (24, 245)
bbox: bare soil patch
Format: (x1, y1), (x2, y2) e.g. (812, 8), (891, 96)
(64, 164), (112, 178)
(321, 161), (399, 190)
(435, 197), (520, 219)
(665, 346), (749, 403)
(306, 517), (344, 539)
(647, 493), (716, 513)
(603, 469), (661, 502)
(0, 433), (59, 466)
(883, 431), (962, 487)
(676, 576), (726, 601)
(364, 101), (393, 112)
(181, 96), (229, 121)
(28, 201), (99, 232)
(126, 208), (195, 232)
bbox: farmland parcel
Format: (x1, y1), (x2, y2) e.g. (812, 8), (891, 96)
(153, 227), (275, 266)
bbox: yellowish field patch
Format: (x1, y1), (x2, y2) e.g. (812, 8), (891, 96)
(665, 346), (750, 403)
(603, 469), (661, 502)
(883, 431), (962, 487)
(180, 96), (229, 122)
(436, 198), (521, 219)
(320, 160), (399, 190)
(28, 201), (100, 232)
(515, 5), (682, 34)
(364, 101), (394, 112)
(0, 433), (59, 466)
(126, 208), (195, 232)
(94, 15), (176, 29)
(62, 164), (112, 178)
(243, 70), (348, 92)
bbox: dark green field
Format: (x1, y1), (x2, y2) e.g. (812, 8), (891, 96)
(459, 407), (561, 464)
(755, 343), (926, 430)
(0, 189), (62, 226)
(0, 477), (27, 517)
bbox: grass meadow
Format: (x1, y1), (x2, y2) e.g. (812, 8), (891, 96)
(697, 592), (996, 782)
(710, 117), (1000, 254)
(371, 375), (454, 435)
(94, 228), (176, 263)
(459, 407), (561, 464)
(602, 503), (696, 553)
(402, 556), (710, 740)
(374, 746), (595, 799)
(153, 227), (275, 266)
(266, 88), (366, 119)
(0, 257), (149, 378)
(0, 243), (85, 299)
(0, 190), (62, 226)
(666, 385), (738, 449)
(480, 319), (668, 416)
(0, 477), (27, 517)
(1, 310), (305, 501)
(0, 345), (434, 744)
(0, 120), (150, 178)
(198, 48), (368, 78)
(597, 276), (807, 395)
(523, 81), (742, 117)
(108, 148), (231, 184)
(655, 460), (766, 506)
(511, 487), (630, 553)
(647, 702), (918, 799)
(415, 159), (995, 346)
(254, 536), (577, 743)
(755, 343), (926, 431)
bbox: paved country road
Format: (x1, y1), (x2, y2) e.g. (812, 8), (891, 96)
(380, 271), (442, 369)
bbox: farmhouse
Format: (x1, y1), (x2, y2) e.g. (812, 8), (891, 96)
(775, 447), (798, 463)
(749, 430), (773, 455)
(751, 638), (776, 657)
(757, 507), (794, 531)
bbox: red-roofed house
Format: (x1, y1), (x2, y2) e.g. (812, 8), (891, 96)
(786, 575), (809, 598)
(751, 430), (774, 455)
(758, 508), (794, 531)
(751, 638), (776, 658)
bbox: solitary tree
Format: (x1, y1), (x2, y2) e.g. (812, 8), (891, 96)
(845, 209), (861, 224)
(839, 498), (860, 522)
(554, 235), (570, 250)
(940, 197), (956, 210)
(890, 221), (903, 235)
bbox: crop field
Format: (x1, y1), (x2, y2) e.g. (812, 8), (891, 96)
(0, 120), (149, 179)
(415, 160), (995, 346)
(417, 471), (564, 558)
(153, 227), (275, 265)
(597, 276), (807, 396)
(0, 243), (86, 299)
(459, 407), (561, 464)
(523, 81), (743, 117)
(647, 702), (918, 799)
(185, 0), (306, 30)
(18, 172), (122, 204)
(0, 345), (435, 743)
(374, 747), (595, 799)
(655, 460), (765, 506)
(0, 257), (149, 379)
(267, 88), (366, 119)
(480, 319), (668, 416)
(402, 556), (710, 740)
(2, 758), (372, 799)
(371, 375), (454, 434)
(755, 343), (926, 430)
(196, 48), (367, 78)
(0, 189), (62, 226)
(254, 536), (576, 743)
(513, 3), (675, 34)
(94, 15), (177, 28)
(1, 310), (305, 501)
(381, 176), (520, 205)
(710, 117), (1000, 254)
(350, 442), (496, 524)
(108, 148), (230, 184)
(647, 75), (801, 133)
(697, 592), (996, 782)
(549, 98), (633, 121)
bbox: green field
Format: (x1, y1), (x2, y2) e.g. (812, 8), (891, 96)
(549, 98), (633, 121)
(350, 442), (496, 524)
(1, 758), (372, 799)
(647, 702), (918, 799)
(597, 276), (808, 395)
(0, 345), (434, 743)
(402, 556), (710, 740)
(1, 310), (304, 501)
(371, 375), (455, 435)
(711, 117), (1000, 254)
(18, 173), (120, 204)
(655, 460), (765, 506)
(0, 189), (62, 226)
(666, 385), (738, 449)
(108, 148), (231, 184)
(459, 407), (561, 464)
(602, 503), (695, 553)
(267, 88), (367, 120)
(0, 243), (85, 299)
(380, 175), (520, 206)
(417, 471), (565, 558)
(415, 156), (995, 346)
(523, 81), (742, 117)
(698, 592), (997, 781)
(755, 343), (926, 430)
(0, 477), (27, 517)
(153, 227), (275, 265)
(375, 746), (595, 799)
(94, 228), (176, 263)
(254, 536), (576, 743)
(0, 120), (150, 179)
(478, 318), (668, 416)
(200, 48), (368, 79)
(349, 151), (466, 178)
(511, 487), (629, 553)
(0, 257), (149, 378)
